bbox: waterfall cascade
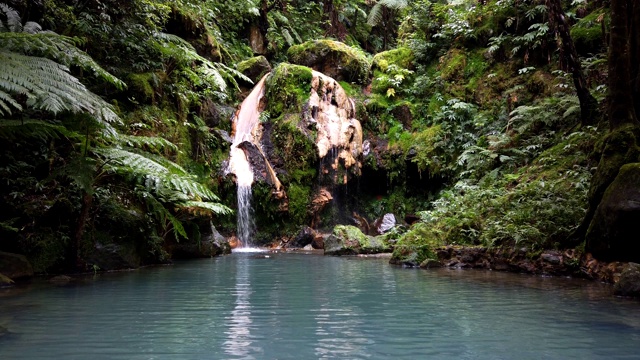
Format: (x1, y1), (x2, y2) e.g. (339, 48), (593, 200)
(229, 75), (269, 248)
(228, 68), (364, 245)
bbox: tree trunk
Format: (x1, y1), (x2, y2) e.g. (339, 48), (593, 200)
(71, 191), (93, 271)
(323, 0), (347, 40)
(608, 0), (637, 129)
(547, 0), (600, 126)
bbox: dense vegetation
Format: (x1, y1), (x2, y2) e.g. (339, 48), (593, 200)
(0, 0), (638, 275)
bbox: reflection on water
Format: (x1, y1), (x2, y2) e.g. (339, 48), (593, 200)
(223, 255), (257, 359)
(0, 253), (639, 359)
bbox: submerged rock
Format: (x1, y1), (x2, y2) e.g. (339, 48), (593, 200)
(287, 40), (371, 84)
(0, 252), (33, 280)
(324, 225), (390, 256)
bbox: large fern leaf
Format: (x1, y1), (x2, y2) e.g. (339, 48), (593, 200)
(367, 0), (408, 26)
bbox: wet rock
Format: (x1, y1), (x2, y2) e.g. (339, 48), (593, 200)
(287, 40), (371, 84)
(84, 243), (141, 271)
(324, 225), (390, 256)
(420, 258), (442, 269)
(614, 263), (640, 297)
(374, 213), (396, 234)
(237, 56), (271, 84)
(586, 163), (640, 262)
(170, 238), (229, 259)
(311, 234), (325, 250)
(287, 226), (316, 248)
(541, 252), (562, 265)
(0, 252), (34, 279)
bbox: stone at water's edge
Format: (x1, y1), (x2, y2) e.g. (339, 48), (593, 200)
(614, 263), (640, 297)
(374, 213), (396, 234)
(287, 40), (371, 85)
(286, 226), (317, 248)
(586, 163), (640, 262)
(324, 225), (391, 256)
(85, 243), (141, 271)
(0, 251), (33, 280)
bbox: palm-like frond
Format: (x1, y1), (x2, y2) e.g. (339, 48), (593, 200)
(0, 32), (125, 89)
(118, 134), (179, 154)
(0, 119), (74, 141)
(0, 51), (119, 130)
(0, 3), (21, 33)
(367, 0), (408, 26)
(96, 147), (227, 209)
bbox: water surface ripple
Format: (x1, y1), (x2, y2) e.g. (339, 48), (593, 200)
(1, 252), (639, 359)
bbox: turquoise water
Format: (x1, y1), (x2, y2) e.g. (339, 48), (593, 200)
(1, 252), (639, 359)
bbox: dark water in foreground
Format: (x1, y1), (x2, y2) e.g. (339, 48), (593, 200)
(1, 252), (639, 359)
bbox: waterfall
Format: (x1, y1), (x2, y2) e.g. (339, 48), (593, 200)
(229, 75), (269, 248)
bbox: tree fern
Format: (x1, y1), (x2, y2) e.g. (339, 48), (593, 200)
(367, 0), (408, 26)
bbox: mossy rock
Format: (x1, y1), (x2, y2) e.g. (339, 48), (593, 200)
(389, 222), (442, 266)
(371, 46), (414, 73)
(0, 252), (33, 279)
(237, 56), (271, 84)
(324, 225), (390, 255)
(586, 163), (640, 262)
(265, 63), (313, 118)
(287, 40), (371, 85)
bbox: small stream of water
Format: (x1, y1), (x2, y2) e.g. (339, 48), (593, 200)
(1, 253), (639, 359)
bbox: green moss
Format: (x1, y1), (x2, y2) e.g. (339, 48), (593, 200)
(391, 223), (442, 265)
(236, 55), (271, 82)
(265, 63), (313, 118)
(439, 49), (467, 81)
(127, 73), (157, 103)
(570, 9), (608, 54)
(287, 183), (312, 226)
(372, 47), (414, 73)
(287, 40), (371, 84)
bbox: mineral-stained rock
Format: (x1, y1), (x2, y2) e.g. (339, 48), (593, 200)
(0, 252), (34, 279)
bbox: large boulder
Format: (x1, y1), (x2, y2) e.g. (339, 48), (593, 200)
(0, 252), (33, 279)
(586, 163), (640, 262)
(614, 263), (640, 297)
(324, 225), (390, 256)
(171, 227), (231, 259)
(287, 40), (370, 84)
(84, 243), (141, 271)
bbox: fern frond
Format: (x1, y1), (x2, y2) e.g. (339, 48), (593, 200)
(367, 0), (408, 26)
(0, 51), (121, 130)
(0, 32), (125, 89)
(0, 3), (21, 33)
(0, 119), (73, 141)
(119, 134), (178, 153)
(180, 201), (232, 216)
